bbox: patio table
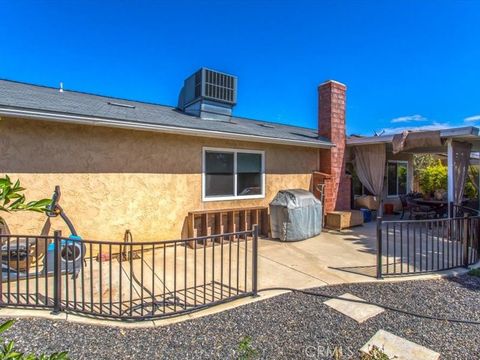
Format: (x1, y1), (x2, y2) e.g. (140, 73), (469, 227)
(412, 198), (448, 218)
(413, 199), (447, 207)
(415, 199), (475, 218)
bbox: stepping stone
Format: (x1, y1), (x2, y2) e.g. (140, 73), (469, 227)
(360, 329), (440, 360)
(323, 293), (384, 323)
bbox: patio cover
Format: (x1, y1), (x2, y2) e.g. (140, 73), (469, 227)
(392, 130), (442, 154)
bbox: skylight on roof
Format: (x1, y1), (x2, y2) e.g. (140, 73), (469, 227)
(107, 101), (135, 109)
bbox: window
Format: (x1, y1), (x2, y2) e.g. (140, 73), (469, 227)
(203, 148), (265, 201)
(387, 161), (408, 197)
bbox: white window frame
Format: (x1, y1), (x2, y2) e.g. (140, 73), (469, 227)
(387, 160), (409, 198)
(202, 147), (265, 202)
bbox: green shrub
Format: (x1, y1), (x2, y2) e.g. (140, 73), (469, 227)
(0, 320), (68, 360)
(237, 336), (257, 360)
(465, 167), (479, 199)
(359, 345), (393, 360)
(418, 161), (447, 196)
(468, 268), (480, 277)
(418, 161), (478, 199)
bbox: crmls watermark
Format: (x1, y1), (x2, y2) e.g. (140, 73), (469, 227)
(304, 344), (356, 359)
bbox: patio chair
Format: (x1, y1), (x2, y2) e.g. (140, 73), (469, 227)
(399, 195), (412, 219)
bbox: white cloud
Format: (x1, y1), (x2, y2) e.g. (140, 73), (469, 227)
(464, 115), (480, 122)
(390, 114), (427, 123)
(380, 122), (450, 135)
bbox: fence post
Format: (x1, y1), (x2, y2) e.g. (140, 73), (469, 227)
(376, 216), (383, 279)
(463, 215), (469, 268)
(252, 225), (259, 296)
(52, 230), (62, 314)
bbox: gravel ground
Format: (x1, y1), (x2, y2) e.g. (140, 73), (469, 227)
(1, 274), (480, 359)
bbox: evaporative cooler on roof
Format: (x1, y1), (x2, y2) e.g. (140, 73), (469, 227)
(178, 68), (237, 121)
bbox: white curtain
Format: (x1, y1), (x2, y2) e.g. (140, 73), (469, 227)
(452, 141), (472, 205)
(353, 143), (386, 201)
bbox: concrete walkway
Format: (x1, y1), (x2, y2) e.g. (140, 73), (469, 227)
(257, 222), (380, 289)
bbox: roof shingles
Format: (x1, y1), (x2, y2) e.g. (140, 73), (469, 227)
(0, 79), (332, 147)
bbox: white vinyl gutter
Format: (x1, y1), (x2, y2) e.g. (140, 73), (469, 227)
(0, 107), (333, 149)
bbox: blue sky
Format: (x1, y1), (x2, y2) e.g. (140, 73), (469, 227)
(0, 0), (479, 135)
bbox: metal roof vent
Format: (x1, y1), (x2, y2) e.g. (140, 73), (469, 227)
(178, 68), (237, 121)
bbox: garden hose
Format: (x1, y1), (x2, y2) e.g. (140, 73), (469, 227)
(258, 287), (480, 326)
(121, 231), (186, 316)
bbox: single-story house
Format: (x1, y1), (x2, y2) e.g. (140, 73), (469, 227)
(0, 69), (352, 241)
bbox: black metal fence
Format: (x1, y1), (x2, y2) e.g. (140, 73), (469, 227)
(0, 226), (258, 320)
(377, 213), (480, 278)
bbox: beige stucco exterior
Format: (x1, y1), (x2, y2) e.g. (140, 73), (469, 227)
(0, 117), (319, 241)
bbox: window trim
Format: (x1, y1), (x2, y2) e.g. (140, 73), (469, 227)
(202, 147), (265, 202)
(386, 160), (409, 198)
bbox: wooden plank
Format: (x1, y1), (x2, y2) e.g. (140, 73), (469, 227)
(227, 211), (235, 233)
(239, 210), (247, 231)
(214, 212), (222, 235)
(251, 209), (259, 230)
(188, 206), (268, 216)
(187, 213), (196, 248)
(187, 206), (269, 245)
(188, 213), (194, 238)
(200, 213), (207, 237)
(260, 209), (269, 236)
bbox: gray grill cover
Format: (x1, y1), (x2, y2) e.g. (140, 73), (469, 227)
(269, 189), (322, 241)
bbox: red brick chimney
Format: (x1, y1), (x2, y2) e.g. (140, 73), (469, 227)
(316, 80), (351, 212)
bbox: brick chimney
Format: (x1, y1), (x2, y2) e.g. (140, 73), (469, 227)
(316, 80), (351, 212)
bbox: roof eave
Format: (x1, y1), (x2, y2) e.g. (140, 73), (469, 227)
(0, 107), (333, 149)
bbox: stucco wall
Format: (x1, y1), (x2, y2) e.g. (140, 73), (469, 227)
(0, 117), (319, 241)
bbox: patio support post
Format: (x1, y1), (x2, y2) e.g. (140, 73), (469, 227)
(376, 216), (383, 279)
(52, 230), (62, 314)
(447, 139), (454, 218)
(252, 225), (259, 297)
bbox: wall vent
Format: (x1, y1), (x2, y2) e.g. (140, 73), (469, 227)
(178, 68), (237, 121)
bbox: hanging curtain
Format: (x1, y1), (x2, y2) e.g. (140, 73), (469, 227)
(452, 141), (472, 205)
(353, 143), (386, 198)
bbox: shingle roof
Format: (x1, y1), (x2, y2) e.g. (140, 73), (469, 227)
(0, 79), (332, 148)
